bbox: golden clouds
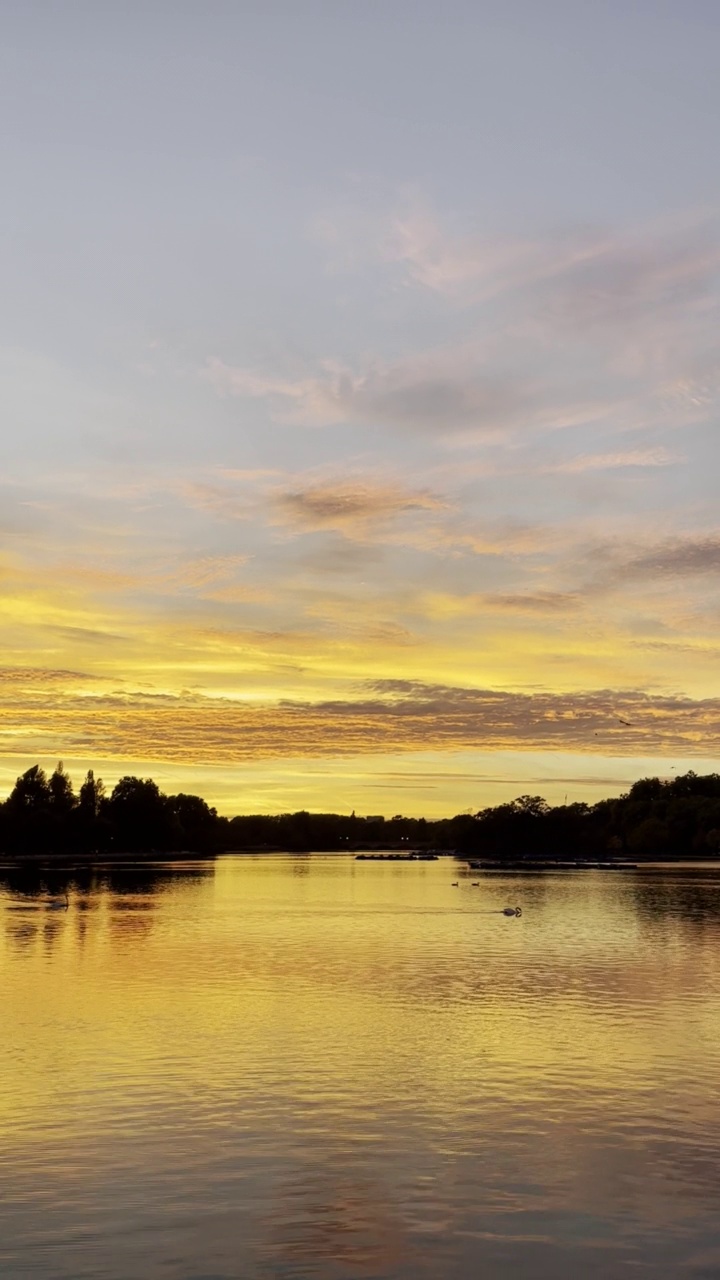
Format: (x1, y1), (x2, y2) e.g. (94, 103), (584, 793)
(2, 393), (720, 811)
(0, 668), (718, 768)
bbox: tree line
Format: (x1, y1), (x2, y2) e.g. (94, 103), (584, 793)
(464, 772), (720, 860)
(1, 762), (720, 858)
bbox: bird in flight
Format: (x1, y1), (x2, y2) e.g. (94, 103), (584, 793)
(616, 717), (633, 727)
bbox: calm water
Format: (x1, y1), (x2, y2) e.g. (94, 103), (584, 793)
(2, 856), (720, 1280)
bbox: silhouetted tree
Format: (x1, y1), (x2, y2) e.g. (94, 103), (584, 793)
(8, 765), (51, 811)
(76, 769), (109, 853)
(166, 792), (219, 851)
(108, 776), (175, 852)
(5, 766), (53, 853)
(628, 777), (666, 802)
(79, 769), (105, 818)
(49, 761), (75, 814)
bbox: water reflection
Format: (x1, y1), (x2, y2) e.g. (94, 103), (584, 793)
(1, 857), (719, 1279)
(5, 919), (39, 951)
(0, 860), (215, 962)
(630, 870), (720, 927)
(0, 859), (214, 899)
(258, 1167), (414, 1279)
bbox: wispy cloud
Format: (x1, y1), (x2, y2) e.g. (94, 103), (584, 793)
(481, 592), (581, 614)
(273, 481), (447, 536)
(0, 667), (97, 687)
(205, 352), (533, 436)
(326, 199), (720, 321)
(619, 534), (720, 581)
(181, 467), (565, 566)
(547, 448), (682, 474)
(207, 208), (720, 450)
(0, 673), (717, 764)
(384, 210), (611, 302)
(168, 555), (250, 590)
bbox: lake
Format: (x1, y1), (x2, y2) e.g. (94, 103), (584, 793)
(1, 856), (719, 1279)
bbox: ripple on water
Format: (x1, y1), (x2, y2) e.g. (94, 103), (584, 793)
(1, 857), (720, 1278)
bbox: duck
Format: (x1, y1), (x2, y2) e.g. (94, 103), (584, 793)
(47, 891), (69, 911)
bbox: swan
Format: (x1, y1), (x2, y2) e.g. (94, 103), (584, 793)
(502, 906), (522, 917)
(47, 891), (69, 911)
(451, 882), (459, 887)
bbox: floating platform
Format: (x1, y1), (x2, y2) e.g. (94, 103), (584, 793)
(355, 853), (439, 862)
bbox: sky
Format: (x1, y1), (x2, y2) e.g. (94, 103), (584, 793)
(1, 0), (720, 816)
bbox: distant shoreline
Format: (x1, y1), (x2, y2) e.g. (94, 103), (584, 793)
(4, 766), (720, 864)
(2, 850), (720, 873)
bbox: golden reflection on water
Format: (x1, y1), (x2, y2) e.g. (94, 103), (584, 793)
(1, 857), (720, 1279)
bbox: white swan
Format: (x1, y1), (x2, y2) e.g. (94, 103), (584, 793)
(47, 891), (69, 911)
